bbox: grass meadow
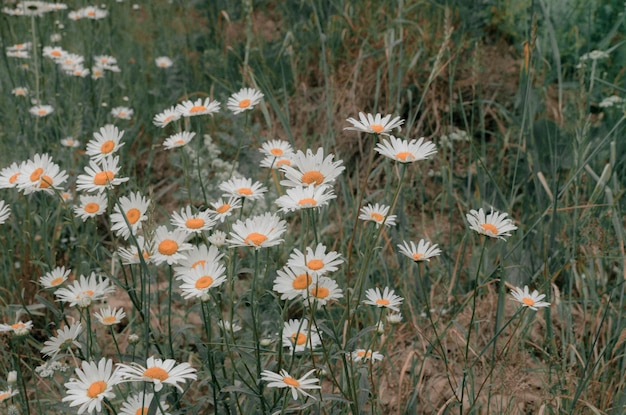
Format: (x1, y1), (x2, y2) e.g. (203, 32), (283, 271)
(1, 0), (626, 414)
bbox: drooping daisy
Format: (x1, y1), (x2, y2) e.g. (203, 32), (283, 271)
(155, 56), (173, 68)
(219, 177), (267, 200)
(54, 273), (115, 308)
(344, 112), (404, 135)
(41, 322), (83, 358)
(116, 356), (197, 392)
(177, 262), (227, 301)
(0, 321), (33, 337)
(16, 153), (68, 195)
(261, 369), (321, 401)
(0, 200), (11, 224)
(273, 266), (316, 300)
(119, 392), (170, 415)
(282, 319), (321, 353)
(39, 266), (71, 289)
(85, 124), (125, 163)
(303, 276), (344, 308)
(287, 243), (343, 276)
(29, 104), (54, 117)
(11, 86), (28, 96)
(226, 87), (264, 114)
(110, 191), (150, 240)
(173, 244), (224, 277)
(151, 226), (193, 266)
(350, 349), (384, 363)
(73, 193), (108, 221)
(76, 155), (129, 193)
(208, 197), (241, 223)
(280, 148), (345, 188)
(275, 185), (336, 213)
(117, 236), (153, 265)
(363, 286), (403, 312)
(510, 286), (550, 311)
(175, 97), (220, 117)
(61, 136), (81, 148)
(260, 140), (293, 159)
(153, 106), (181, 128)
(227, 212), (287, 249)
(466, 208), (518, 240)
(375, 135), (437, 163)
(63, 358), (120, 415)
(0, 388), (18, 403)
(111, 106), (133, 120)
(397, 239), (441, 262)
(358, 203), (397, 227)
(94, 306), (126, 326)
(0, 162), (23, 189)
(163, 131), (195, 150)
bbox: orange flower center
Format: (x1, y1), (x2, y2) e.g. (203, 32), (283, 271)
(174, 140), (185, 145)
(238, 99), (251, 109)
(9, 173), (19, 184)
(195, 276), (214, 289)
(292, 273), (312, 290)
(0, 392), (8, 400)
(370, 124), (384, 133)
(11, 323), (25, 329)
(50, 277), (64, 286)
(51, 50), (62, 57)
(126, 208), (141, 224)
(143, 367), (169, 381)
(38, 109), (47, 115)
(481, 223), (498, 235)
(301, 171), (324, 186)
(283, 376), (300, 387)
(216, 204), (230, 214)
(191, 260), (206, 269)
(298, 198), (317, 207)
(376, 299), (390, 306)
(396, 152), (414, 161)
(163, 115), (174, 124)
(186, 218), (205, 229)
(86, 380), (107, 398)
(87, 10), (96, 17)
(370, 212), (384, 222)
(135, 408), (148, 415)
(311, 286), (329, 299)
(270, 148), (283, 156)
(244, 232), (267, 246)
(84, 202), (101, 214)
(100, 140), (115, 154)
(39, 175), (53, 188)
(237, 187), (252, 196)
(522, 297), (535, 307)
(158, 239), (179, 255)
(94, 171), (115, 185)
(411, 253), (423, 261)
(30, 167), (43, 182)
(276, 159), (290, 167)
(290, 332), (307, 346)
(357, 350), (371, 358)
(189, 105), (206, 114)
(307, 259), (324, 271)
(102, 316), (117, 324)
(83, 290), (95, 296)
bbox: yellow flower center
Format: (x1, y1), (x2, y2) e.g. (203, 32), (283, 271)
(396, 152), (415, 161)
(158, 239), (179, 255)
(102, 316), (117, 324)
(9, 173), (19, 184)
(126, 208), (141, 224)
(370, 124), (384, 133)
(270, 148), (283, 156)
(39, 175), (53, 188)
(238, 99), (251, 109)
(298, 198), (317, 207)
(292, 273), (312, 290)
(244, 232), (268, 246)
(376, 298), (390, 306)
(311, 286), (329, 299)
(195, 276), (214, 289)
(50, 277), (64, 286)
(191, 260), (206, 269)
(411, 253), (423, 261)
(186, 218), (205, 229)
(481, 223), (499, 235)
(290, 332), (307, 346)
(301, 171), (324, 186)
(307, 259), (324, 271)
(84, 202), (101, 214)
(237, 187), (252, 196)
(86, 380), (107, 398)
(93, 171), (115, 186)
(100, 140), (115, 154)
(30, 167), (43, 182)
(11, 323), (25, 329)
(370, 212), (384, 222)
(522, 297), (535, 307)
(216, 204), (230, 214)
(283, 376), (300, 387)
(143, 367), (169, 381)
(189, 105), (206, 114)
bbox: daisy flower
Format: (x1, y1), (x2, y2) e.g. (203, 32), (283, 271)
(363, 286), (404, 312)
(0, 321), (33, 337)
(41, 323), (83, 358)
(7, 50), (29, 58)
(350, 349), (384, 363)
(510, 286), (550, 311)
(151, 226), (193, 265)
(110, 191), (150, 240)
(76, 155), (129, 193)
(117, 236), (153, 265)
(116, 356), (197, 392)
(94, 306), (126, 326)
(466, 208), (518, 240)
(227, 212), (287, 249)
(85, 124), (125, 162)
(260, 140), (293, 158)
(7, 42), (32, 52)
(155, 56), (173, 68)
(29, 104), (54, 117)
(73, 193), (108, 221)
(344, 112), (404, 135)
(111, 106), (133, 120)
(219, 177), (267, 200)
(0, 162), (23, 189)
(275, 184), (336, 213)
(397, 239), (441, 262)
(208, 197), (242, 222)
(62, 358), (120, 415)
(386, 312), (403, 324)
(94, 55), (117, 69)
(120, 392), (170, 415)
(78, 6), (107, 19)
(11, 86), (28, 96)
(91, 65), (105, 79)
(16, 153), (68, 195)
(173, 244), (224, 277)
(260, 154), (293, 170)
(163, 131), (195, 150)
(287, 243), (343, 276)
(61, 136), (81, 147)
(282, 319), (321, 353)
(261, 369), (321, 400)
(0, 200), (11, 224)
(43, 45), (66, 60)
(303, 276), (343, 308)
(177, 262), (227, 301)
(208, 230), (227, 247)
(280, 147), (345, 188)
(217, 319), (242, 333)
(375, 135), (437, 163)
(358, 203), (397, 227)
(153, 106), (181, 128)
(59, 53), (84, 71)
(175, 97), (220, 117)
(226, 87), (264, 114)
(40, 266), (71, 289)
(273, 266), (316, 300)
(0, 388), (18, 403)
(54, 273), (115, 308)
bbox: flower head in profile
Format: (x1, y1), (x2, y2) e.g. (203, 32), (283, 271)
(176, 97), (220, 117)
(155, 56), (173, 68)
(116, 356), (197, 392)
(62, 358), (120, 415)
(0, 162), (23, 189)
(359, 203), (396, 227)
(111, 106), (133, 120)
(170, 206), (216, 235)
(117, 236), (153, 265)
(0, 200), (11, 225)
(350, 349), (384, 363)
(0, 388), (18, 403)
(110, 191), (150, 240)
(153, 106), (181, 128)
(73, 193), (108, 221)
(375, 135), (437, 163)
(0, 320), (33, 337)
(119, 392), (170, 415)
(363, 286), (403, 312)
(94, 306), (126, 326)
(41, 323), (83, 358)
(11, 86), (28, 96)
(282, 319), (321, 353)
(510, 286), (550, 311)
(163, 131), (195, 150)
(397, 240), (441, 262)
(275, 184), (336, 213)
(40, 266), (71, 289)
(260, 154), (293, 170)
(287, 243), (343, 276)
(466, 208), (518, 240)
(61, 137), (80, 148)
(344, 112), (404, 135)
(76, 155), (129, 193)
(29, 105), (54, 117)
(54, 273), (115, 308)
(280, 148), (345, 188)
(228, 212), (287, 249)
(85, 124), (125, 163)
(151, 226), (193, 265)
(261, 369), (321, 401)
(219, 177), (267, 200)
(227, 87), (264, 114)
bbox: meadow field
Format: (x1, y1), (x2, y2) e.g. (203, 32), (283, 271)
(1, 0), (625, 414)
